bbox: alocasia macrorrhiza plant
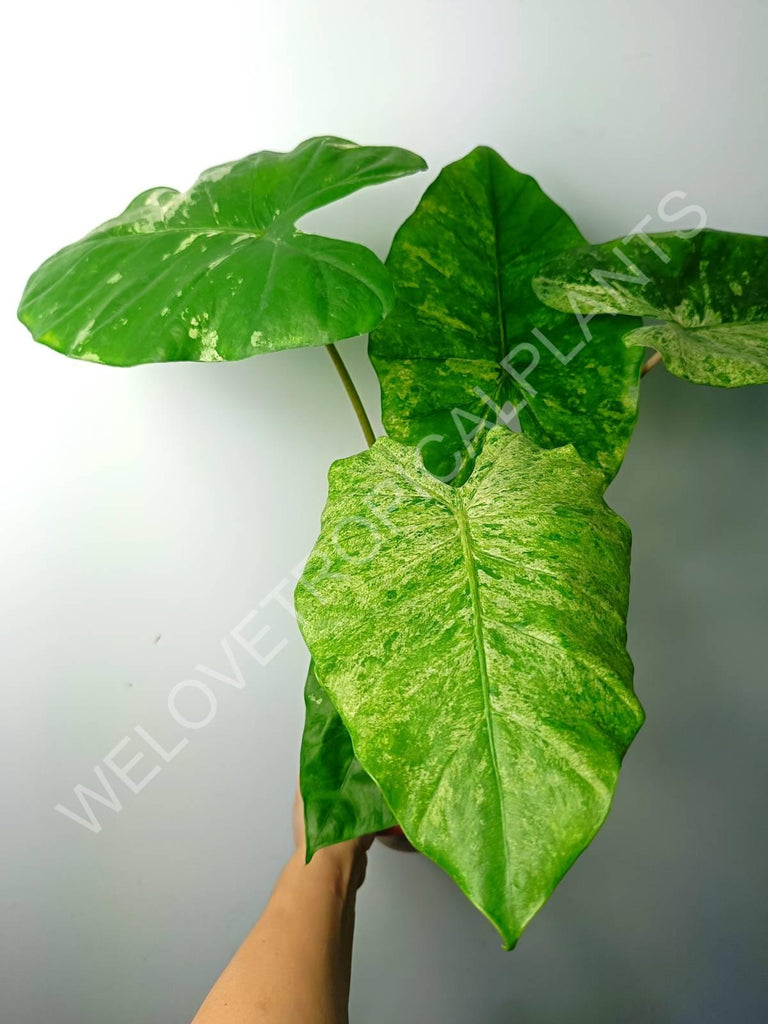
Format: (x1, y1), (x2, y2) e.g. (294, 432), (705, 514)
(19, 136), (768, 949)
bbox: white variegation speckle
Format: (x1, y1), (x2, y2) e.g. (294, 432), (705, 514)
(174, 233), (201, 255)
(250, 330), (263, 346)
(127, 189), (186, 232)
(73, 319), (95, 350)
(208, 256), (227, 270)
(107, 272), (123, 284)
(160, 307), (170, 317)
(198, 161), (236, 183)
(187, 313), (201, 339)
(231, 234), (250, 245)
(80, 352), (103, 363)
(199, 327), (221, 361)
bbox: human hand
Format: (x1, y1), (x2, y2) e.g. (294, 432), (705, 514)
(292, 786), (374, 891)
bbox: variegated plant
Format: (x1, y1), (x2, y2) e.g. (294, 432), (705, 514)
(19, 137), (767, 949)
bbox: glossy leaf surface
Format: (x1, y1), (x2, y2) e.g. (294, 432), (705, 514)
(19, 137), (426, 366)
(533, 229), (768, 386)
(295, 429), (644, 948)
(300, 662), (395, 860)
(369, 147), (643, 485)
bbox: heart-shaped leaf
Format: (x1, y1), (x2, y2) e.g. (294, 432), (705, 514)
(300, 662), (395, 860)
(18, 137), (426, 366)
(368, 147), (643, 485)
(295, 429), (644, 948)
(533, 229), (768, 387)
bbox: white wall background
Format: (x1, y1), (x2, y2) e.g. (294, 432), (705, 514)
(3, 2), (768, 1021)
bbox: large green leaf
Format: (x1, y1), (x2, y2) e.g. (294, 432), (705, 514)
(300, 662), (395, 861)
(533, 229), (768, 387)
(295, 429), (644, 948)
(18, 137), (426, 366)
(368, 147), (643, 485)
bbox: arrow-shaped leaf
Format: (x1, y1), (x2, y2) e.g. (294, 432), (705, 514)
(18, 137), (426, 366)
(533, 229), (768, 387)
(368, 147), (643, 485)
(295, 429), (644, 948)
(300, 662), (395, 860)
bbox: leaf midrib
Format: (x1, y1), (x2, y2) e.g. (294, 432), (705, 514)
(84, 224), (269, 246)
(453, 497), (510, 865)
(485, 155), (509, 366)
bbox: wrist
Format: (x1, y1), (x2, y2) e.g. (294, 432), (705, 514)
(291, 840), (367, 899)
